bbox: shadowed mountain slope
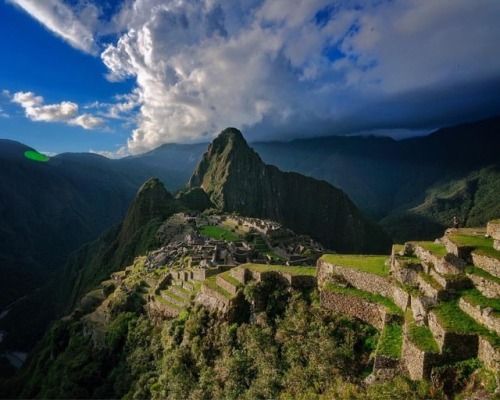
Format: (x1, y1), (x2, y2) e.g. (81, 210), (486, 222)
(187, 128), (391, 253)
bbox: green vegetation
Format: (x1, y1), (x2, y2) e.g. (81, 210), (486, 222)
(405, 311), (439, 353)
(449, 233), (500, 260)
(418, 272), (444, 291)
(242, 263), (316, 276)
(219, 270), (243, 288)
(413, 241), (448, 257)
(433, 300), (500, 347)
(461, 289), (500, 317)
(15, 284), (437, 400)
(199, 225), (239, 242)
(324, 283), (403, 316)
(320, 254), (390, 276)
(466, 265), (500, 284)
(204, 275), (233, 298)
(376, 323), (403, 359)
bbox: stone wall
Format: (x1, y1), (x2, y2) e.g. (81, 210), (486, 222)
(441, 235), (473, 260)
(317, 260), (392, 297)
(320, 290), (386, 329)
(390, 284), (410, 311)
(416, 275), (447, 301)
(428, 312), (478, 361)
(472, 253), (500, 279)
(467, 273), (500, 299)
(487, 221), (500, 240)
(231, 266), (248, 284)
(459, 298), (500, 335)
(478, 336), (500, 373)
(216, 275), (239, 296)
(200, 284), (231, 309)
(285, 274), (317, 289)
(402, 335), (440, 380)
(410, 295), (435, 326)
(146, 299), (180, 321)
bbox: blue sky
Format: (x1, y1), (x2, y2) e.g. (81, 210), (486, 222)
(1, 0), (500, 157)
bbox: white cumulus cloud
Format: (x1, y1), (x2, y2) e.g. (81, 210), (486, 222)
(6, 0), (100, 54)
(12, 91), (105, 129)
(98, 0), (500, 154)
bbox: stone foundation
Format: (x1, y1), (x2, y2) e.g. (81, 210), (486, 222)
(320, 290), (386, 329)
(317, 260), (391, 296)
(428, 312), (479, 361)
(459, 297), (500, 335)
(478, 336), (500, 373)
(468, 273), (500, 298)
(402, 335), (440, 380)
(472, 253), (500, 279)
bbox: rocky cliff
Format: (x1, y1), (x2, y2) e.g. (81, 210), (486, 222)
(188, 128), (391, 253)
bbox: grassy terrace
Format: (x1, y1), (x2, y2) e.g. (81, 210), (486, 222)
(461, 288), (500, 317)
(412, 241), (448, 257)
(449, 233), (500, 260)
(199, 225), (239, 242)
(324, 283), (403, 316)
(155, 294), (182, 310)
(204, 275), (232, 298)
(466, 265), (500, 284)
(242, 263), (316, 276)
(405, 311), (439, 353)
(320, 254), (390, 277)
(418, 272), (444, 291)
(262, 251), (286, 261)
(377, 323), (403, 359)
(433, 300), (500, 347)
(219, 270), (243, 288)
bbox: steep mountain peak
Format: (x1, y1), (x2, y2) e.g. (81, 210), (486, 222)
(187, 128), (392, 253)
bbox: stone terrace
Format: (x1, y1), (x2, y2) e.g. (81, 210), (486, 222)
(318, 222), (500, 380)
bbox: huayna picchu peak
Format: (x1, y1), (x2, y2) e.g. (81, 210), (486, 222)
(188, 127), (392, 253)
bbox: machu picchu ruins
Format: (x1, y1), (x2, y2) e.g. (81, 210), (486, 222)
(68, 214), (500, 389)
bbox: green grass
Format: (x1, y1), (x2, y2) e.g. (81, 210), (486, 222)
(449, 234), (500, 260)
(320, 254), (390, 277)
(219, 270), (243, 288)
(433, 300), (500, 347)
(377, 323), (403, 359)
(199, 225), (239, 242)
(461, 288), (500, 317)
(155, 294), (182, 310)
(204, 275), (233, 298)
(160, 290), (186, 304)
(323, 283), (403, 316)
(242, 263), (317, 276)
(405, 311), (439, 353)
(418, 272), (444, 291)
(466, 265), (500, 285)
(413, 241), (448, 257)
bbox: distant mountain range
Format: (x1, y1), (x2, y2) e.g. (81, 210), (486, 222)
(0, 116), (498, 358)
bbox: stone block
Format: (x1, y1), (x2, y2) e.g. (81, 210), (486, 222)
(459, 297), (500, 335)
(391, 284), (410, 311)
(428, 311), (479, 361)
(320, 290), (386, 329)
(402, 334), (440, 380)
(411, 295), (435, 325)
(216, 275), (239, 296)
(472, 253), (500, 279)
(487, 221), (500, 241)
(478, 336), (500, 373)
(467, 273), (500, 299)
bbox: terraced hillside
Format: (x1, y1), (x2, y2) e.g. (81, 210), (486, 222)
(318, 220), (500, 384)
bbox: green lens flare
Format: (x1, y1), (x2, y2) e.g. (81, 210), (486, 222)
(24, 150), (50, 162)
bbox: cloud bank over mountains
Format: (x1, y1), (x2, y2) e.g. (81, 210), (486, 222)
(6, 0), (500, 155)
